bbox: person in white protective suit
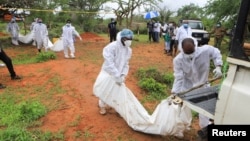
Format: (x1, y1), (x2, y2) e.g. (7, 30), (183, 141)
(94, 28), (133, 115)
(171, 37), (223, 140)
(30, 18), (38, 46)
(175, 21), (192, 52)
(33, 18), (49, 53)
(61, 19), (82, 59)
(30, 18), (38, 31)
(6, 18), (20, 46)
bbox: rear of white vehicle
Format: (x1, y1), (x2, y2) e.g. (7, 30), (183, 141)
(182, 19), (210, 45)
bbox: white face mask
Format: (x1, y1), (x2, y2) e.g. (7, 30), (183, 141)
(124, 40), (132, 47)
(183, 52), (195, 60)
(66, 23), (71, 27)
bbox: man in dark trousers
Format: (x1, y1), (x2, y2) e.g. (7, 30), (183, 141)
(108, 18), (117, 42)
(0, 44), (21, 89)
(147, 19), (154, 42)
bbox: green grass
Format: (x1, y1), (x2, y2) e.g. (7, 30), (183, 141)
(0, 72), (66, 140)
(12, 51), (56, 65)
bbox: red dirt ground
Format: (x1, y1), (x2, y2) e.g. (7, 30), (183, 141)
(0, 32), (200, 141)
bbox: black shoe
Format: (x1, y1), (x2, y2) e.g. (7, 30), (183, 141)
(0, 83), (6, 89)
(11, 75), (22, 80)
(197, 126), (208, 140)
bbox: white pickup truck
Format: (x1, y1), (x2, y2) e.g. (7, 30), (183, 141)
(175, 0), (250, 140)
(180, 19), (210, 45)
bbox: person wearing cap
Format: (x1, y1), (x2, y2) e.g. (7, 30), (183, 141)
(93, 28), (134, 115)
(33, 18), (49, 53)
(108, 18), (117, 42)
(6, 18), (20, 46)
(61, 19), (82, 59)
(209, 22), (227, 49)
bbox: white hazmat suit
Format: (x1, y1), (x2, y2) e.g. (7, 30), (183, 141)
(33, 20), (49, 52)
(171, 37), (223, 129)
(93, 29), (192, 137)
(95, 29), (132, 110)
(61, 23), (82, 58)
(175, 24), (192, 51)
(6, 18), (20, 46)
(30, 18), (38, 46)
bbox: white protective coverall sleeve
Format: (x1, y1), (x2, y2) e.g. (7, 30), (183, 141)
(72, 27), (82, 40)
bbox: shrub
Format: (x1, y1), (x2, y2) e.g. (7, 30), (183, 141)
(135, 67), (174, 85)
(35, 51), (56, 63)
(138, 78), (167, 100)
(17, 101), (47, 123)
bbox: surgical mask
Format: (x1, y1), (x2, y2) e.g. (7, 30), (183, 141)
(183, 52), (195, 60)
(66, 23), (71, 27)
(183, 24), (188, 29)
(216, 24), (221, 27)
(124, 40), (132, 47)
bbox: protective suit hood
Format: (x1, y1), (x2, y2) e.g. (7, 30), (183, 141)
(116, 28), (134, 47)
(116, 31), (123, 46)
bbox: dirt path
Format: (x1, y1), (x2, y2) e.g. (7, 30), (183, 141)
(0, 33), (199, 141)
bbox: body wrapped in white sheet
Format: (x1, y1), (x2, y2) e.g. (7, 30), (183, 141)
(93, 70), (192, 137)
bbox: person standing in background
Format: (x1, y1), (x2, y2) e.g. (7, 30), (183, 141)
(169, 22), (178, 57)
(175, 20), (192, 52)
(161, 22), (168, 36)
(210, 22), (227, 49)
(6, 18), (20, 46)
(147, 19), (154, 43)
(153, 21), (161, 43)
(163, 30), (171, 55)
(108, 18), (117, 42)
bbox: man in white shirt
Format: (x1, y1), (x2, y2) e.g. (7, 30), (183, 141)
(153, 21), (161, 42)
(175, 21), (192, 52)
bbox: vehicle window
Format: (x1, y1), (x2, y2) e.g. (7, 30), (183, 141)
(188, 22), (203, 29)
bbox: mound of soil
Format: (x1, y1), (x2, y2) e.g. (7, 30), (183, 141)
(80, 32), (105, 42)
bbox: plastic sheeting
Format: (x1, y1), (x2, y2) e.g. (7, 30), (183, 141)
(18, 32), (54, 51)
(18, 32), (34, 44)
(93, 70), (192, 137)
(50, 39), (63, 52)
